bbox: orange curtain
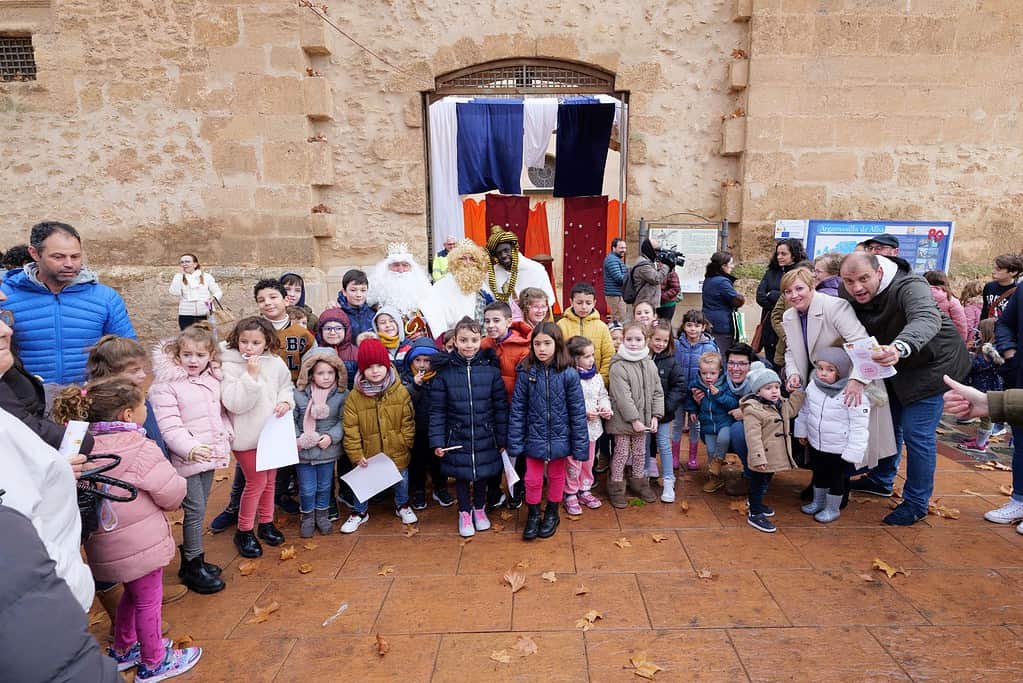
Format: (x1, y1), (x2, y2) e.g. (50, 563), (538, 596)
(606, 199), (622, 253)
(463, 198), (487, 246)
(525, 201), (560, 313)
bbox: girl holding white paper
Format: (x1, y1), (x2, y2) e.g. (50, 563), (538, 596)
(220, 317), (294, 559)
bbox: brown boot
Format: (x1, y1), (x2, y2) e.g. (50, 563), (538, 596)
(162, 584), (188, 604)
(629, 476), (657, 503)
(702, 459), (724, 493)
(607, 479), (628, 509)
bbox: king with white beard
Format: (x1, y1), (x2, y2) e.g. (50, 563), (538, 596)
(368, 243), (434, 340)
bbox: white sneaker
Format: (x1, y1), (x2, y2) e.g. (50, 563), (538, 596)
(984, 499), (1023, 524)
(660, 480), (676, 504)
(458, 511), (475, 537)
(472, 507), (491, 531)
(1017, 522), (1023, 535)
(396, 506), (418, 525)
(340, 513), (368, 533)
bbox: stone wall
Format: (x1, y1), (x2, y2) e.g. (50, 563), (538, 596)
(735, 0), (1023, 265)
(0, 0), (745, 341)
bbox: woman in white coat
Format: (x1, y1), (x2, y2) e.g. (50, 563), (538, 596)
(780, 267), (896, 471)
(169, 253), (223, 330)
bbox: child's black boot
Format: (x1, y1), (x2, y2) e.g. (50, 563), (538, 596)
(257, 521), (285, 546)
(181, 553), (225, 594)
(234, 529), (263, 558)
(522, 503), (542, 541)
(538, 501), (560, 539)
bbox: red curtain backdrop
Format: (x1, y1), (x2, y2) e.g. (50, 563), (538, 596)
(562, 195), (610, 315)
(462, 198), (487, 246)
(525, 201), (560, 313)
(484, 193), (530, 245)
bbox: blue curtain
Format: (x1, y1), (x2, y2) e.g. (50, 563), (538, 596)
(553, 102), (615, 198)
(456, 101), (524, 195)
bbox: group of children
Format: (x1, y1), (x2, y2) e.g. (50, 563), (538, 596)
(59, 261), (930, 679)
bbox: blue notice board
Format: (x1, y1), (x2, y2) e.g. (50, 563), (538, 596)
(805, 220), (954, 275)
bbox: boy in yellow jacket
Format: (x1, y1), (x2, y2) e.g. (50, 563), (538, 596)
(557, 282), (615, 384)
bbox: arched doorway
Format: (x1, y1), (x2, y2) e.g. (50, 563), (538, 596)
(423, 57), (629, 311)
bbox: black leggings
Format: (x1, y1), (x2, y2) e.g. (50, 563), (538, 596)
(178, 314), (209, 330)
(454, 479), (487, 513)
(808, 445), (847, 496)
(409, 432), (444, 493)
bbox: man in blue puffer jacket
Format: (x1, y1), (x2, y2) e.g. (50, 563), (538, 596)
(2, 222), (136, 392)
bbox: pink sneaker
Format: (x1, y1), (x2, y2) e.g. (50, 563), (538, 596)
(578, 491), (602, 509)
(564, 495), (583, 515)
(472, 507), (491, 531)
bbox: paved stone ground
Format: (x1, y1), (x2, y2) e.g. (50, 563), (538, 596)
(90, 420), (1023, 682)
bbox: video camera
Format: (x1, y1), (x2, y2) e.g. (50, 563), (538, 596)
(655, 246), (685, 270)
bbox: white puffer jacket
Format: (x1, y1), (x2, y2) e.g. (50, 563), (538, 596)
(579, 373), (612, 441)
(793, 381), (870, 466)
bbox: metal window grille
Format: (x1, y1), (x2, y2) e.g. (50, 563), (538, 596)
(436, 60), (614, 96)
(0, 35), (37, 82)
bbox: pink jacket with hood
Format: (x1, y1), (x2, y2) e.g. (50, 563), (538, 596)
(149, 342), (233, 478)
(84, 430), (186, 583)
(928, 286), (969, 342)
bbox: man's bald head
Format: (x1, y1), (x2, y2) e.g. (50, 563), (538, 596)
(840, 252), (883, 304)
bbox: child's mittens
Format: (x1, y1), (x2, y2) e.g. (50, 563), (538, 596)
(310, 403), (330, 419)
(297, 432), (320, 450)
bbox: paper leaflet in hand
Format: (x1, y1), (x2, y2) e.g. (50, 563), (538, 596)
(58, 420), (90, 457)
(842, 336), (896, 382)
(255, 413), (300, 472)
(340, 453), (403, 503)
(501, 449), (520, 488)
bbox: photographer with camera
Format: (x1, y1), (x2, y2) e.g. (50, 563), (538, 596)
(630, 237), (670, 318)
(656, 246), (683, 326)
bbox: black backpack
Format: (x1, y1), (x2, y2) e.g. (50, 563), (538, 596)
(621, 263), (641, 304)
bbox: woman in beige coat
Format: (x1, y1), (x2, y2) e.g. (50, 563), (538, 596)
(780, 268), (896, 469)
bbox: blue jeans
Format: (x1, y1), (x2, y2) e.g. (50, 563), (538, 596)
(729, 421), (750, 474)
(646, 422), (675, 483)
(747, 471), (773, 515)
(296, 461), (335, 513)
(703, 425), (732, 462)
(353, 467), (410, 514)
(865, 392), (943, 515)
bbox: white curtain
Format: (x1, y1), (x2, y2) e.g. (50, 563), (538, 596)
(429, 99), (464, 248)
(522, 98), (559, 169)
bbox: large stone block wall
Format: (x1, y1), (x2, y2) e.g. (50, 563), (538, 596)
(1, 0), (745, 342)
(737, 0), (1023, 264)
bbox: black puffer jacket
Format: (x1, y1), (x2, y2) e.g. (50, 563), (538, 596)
(0, 505), (120, 683)
(508, 362), (589, 462)
(428, 349), (508, 481)
(652, 349), (686, 418)
(840, 257), (970, 403)
(0, 362), (94, 453)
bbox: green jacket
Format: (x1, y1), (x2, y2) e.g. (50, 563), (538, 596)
(989, 390), (1023, 425)
(432, 251), (450, 282)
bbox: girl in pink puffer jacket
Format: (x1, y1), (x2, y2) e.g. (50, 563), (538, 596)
(53, 378), (201, 680)
(150, 322), (233, 595)
(924, 271), (969, 342)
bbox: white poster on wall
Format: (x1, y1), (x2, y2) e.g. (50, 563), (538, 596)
(648, 228), (720, 293)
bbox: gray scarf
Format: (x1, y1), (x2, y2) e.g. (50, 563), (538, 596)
(812, 374), (849, 398)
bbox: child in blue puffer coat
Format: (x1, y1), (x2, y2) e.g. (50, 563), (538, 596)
(673, 310), (718, 470)
(429, 317), (508, 538)
(686, 350), (739, 494)
(508, 322), (589, 542)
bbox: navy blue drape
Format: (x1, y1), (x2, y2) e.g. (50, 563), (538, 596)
(456, 101), (524, 195)
(553, 102), (615, 198)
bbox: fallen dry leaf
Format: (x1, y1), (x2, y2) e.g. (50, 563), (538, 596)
(499, 510), (514, 521)
(615, 537), (632, 549)
(503, 569), (526, 593)
(402, 525), (420, 537)
(541, 571), (557, 583)
(245, 600), (280, 624)
(514, 635), (538, 657)
(375, 633), (390, 657)
(459, 537), (473, 547)
(514, 560), (530, 569)
(679, 500), (690, 513)
(1000, 484), (1014, 497)
(987, 460), (1011, 471)
(489, 649), (513, 664)
(173, 634), (194, 649)
(858, 573), (876, 583)
(696, 568), (715, 581)
(238, 560), (257, 576)
(303, 542), (318, 551)
(575, 584), (590, 596)
(650, 533), (669, 544)
(491, 523), (506, 532)
(279, 546), (297, 561)
(728, 500), (746, 513)
(298, 562), (313, 574)
(214, 474), (228, 482)
(872, 558), (909, 579)
(566, 513), (583, 521)
(377, 564), (395, 577)
(575, 609), (603, 631)
(626, 651), (665, 680)
(975, 463), (997, 471)
(927, 501), (961, 520)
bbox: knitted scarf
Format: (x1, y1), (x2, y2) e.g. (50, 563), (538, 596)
(355, 366), (396, 397)
(89, 421), (147, 437)
(811, 373), (850, 398)
(378, 331), (400, 350)
(616, 345), (651, 362)
(302, 385), (332, 435)
(577, 364), (598, 380)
